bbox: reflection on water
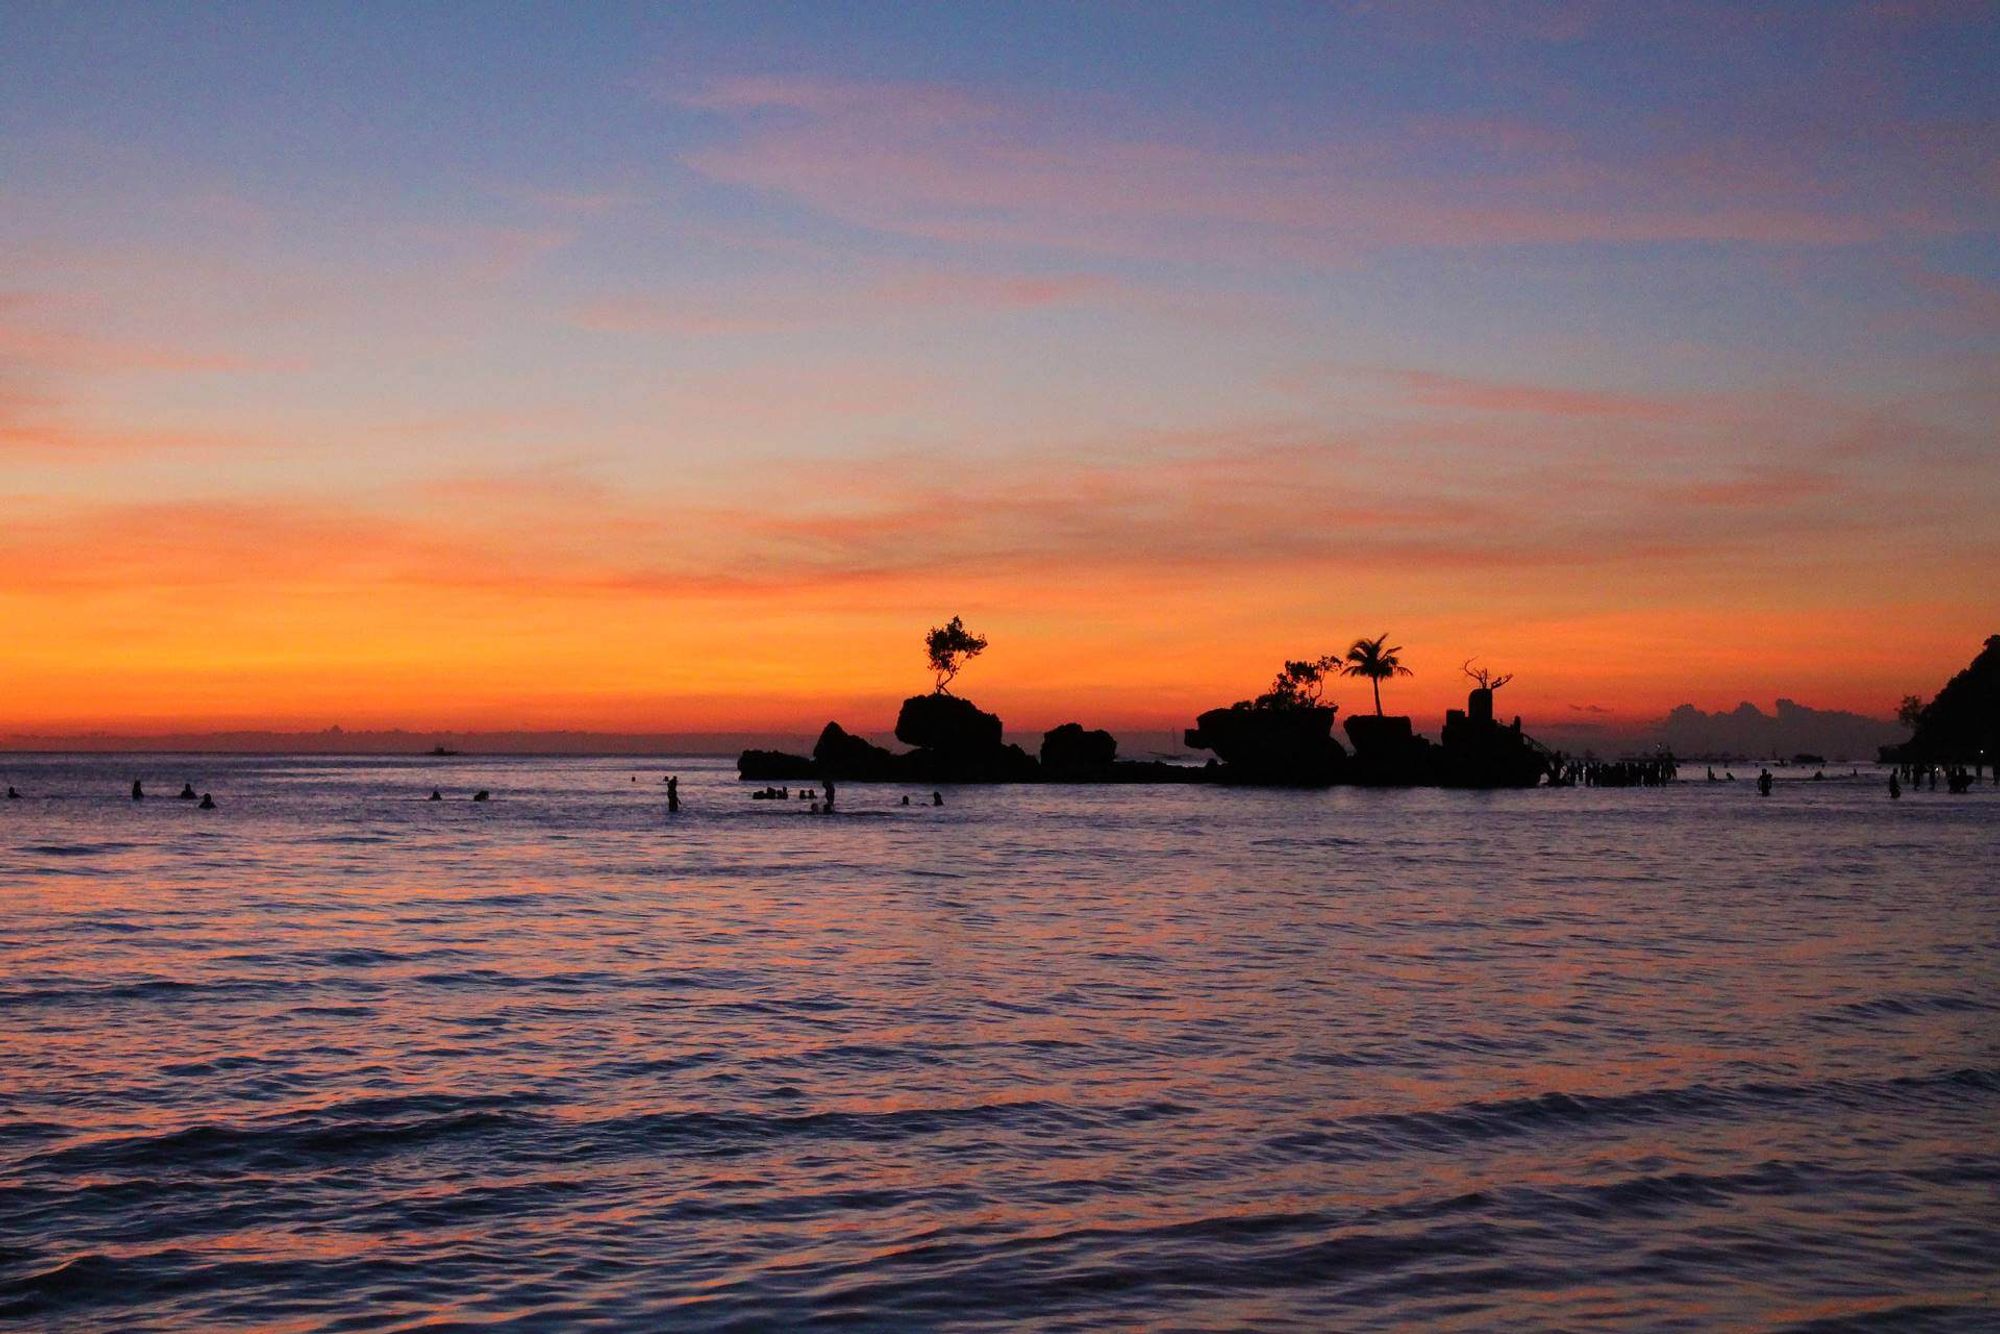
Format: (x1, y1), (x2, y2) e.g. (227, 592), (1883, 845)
(2, 755), (1995, 1329)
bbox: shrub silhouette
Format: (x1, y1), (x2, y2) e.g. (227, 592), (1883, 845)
(925, 616), (988, 695)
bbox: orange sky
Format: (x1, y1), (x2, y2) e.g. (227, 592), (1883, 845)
(2, 6), (1995, 739)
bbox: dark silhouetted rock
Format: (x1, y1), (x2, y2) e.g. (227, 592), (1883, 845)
(1438, 694), (1552, 788)
(738, 748), (818, 781)
(813, 722), (906, 781)
(1343, 714), (1438, 785)
(1040, 722), (1118, 779)
(905, 740), (1041, 784)
(889, 693), (1037, 782)
(1184, 703), (1346, 785)
(1900, 634), (1999, 768)
(895, 694), (1004, 752)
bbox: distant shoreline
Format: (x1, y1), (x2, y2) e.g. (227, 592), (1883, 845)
(0, 745), (753, 759)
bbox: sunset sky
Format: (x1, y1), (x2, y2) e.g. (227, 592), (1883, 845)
(2, 2), (1995, 741)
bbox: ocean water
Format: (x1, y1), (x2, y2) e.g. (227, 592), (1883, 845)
(1, 754), (1995, 1331)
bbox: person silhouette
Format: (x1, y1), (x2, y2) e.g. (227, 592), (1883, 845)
(131, 779), (144, 800)
(1757, 769), (1773, 797)
(5, 786), (19, 799)
(900, 795), (911, 806)
(1888, 773), (1901, 799)
(821, 778), (835, 812)
(198, 793), (215, 809)
(178, 783), (197, 800)
(931, 791), (943, 807)
(667, 776), (680, 813)
(429, 789), (442, 801)
(472, 790), (490, 802)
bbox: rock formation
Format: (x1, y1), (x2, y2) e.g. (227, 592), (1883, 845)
(1896, 634), (1999, 769)
(1437, 686), (1553, 787)
(1184, 703), (1346, 785)
(1343, 714), (1436, 785)
(1040, 722), (1118, 780)
(813, 722), (904, 781)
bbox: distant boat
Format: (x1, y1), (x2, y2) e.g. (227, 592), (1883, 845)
(427, 745), (460, 756)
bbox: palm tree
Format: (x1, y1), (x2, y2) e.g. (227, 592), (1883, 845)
(1341, 634), (1412, 716)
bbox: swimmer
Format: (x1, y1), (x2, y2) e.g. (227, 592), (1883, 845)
(198, 793), (215, 810)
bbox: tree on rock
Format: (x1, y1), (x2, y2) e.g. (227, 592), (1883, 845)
(925, 616), (988, 695)
(1251, 655), (1342, 710)
(1461, 660), (1514, 692)
(1341, 634), (1413, 716)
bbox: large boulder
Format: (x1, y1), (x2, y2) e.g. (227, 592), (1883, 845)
(892, 693), (1041, 782)
(1184, 704), (1346, 785)
(906, 741), (1041, 784)
(895, 693), (1004, 752)
(1438, 694), (1552, 788)
(813, 722), (905, 781)
(738, 748), (817, 780)
(1343, 714), (1437, 786)
(1040, 722), (1118, 779)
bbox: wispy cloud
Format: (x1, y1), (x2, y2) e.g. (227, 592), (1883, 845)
(667, 73), (1990, 261)
(0, 292), (265, 375)
(572, 265), (1129, 336)
(1363, 367), (1687, 419)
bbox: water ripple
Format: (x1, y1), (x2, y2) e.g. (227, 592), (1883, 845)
(0, 753), (1994, 1330)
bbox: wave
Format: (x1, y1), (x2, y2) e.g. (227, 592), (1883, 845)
(12, 842), (134, 857)
(12, 1094), (1188, 1181)
(1265, 1067), (2000, 1161)
(17, 1092), (549, 1177)
(1818, 993), (1997, 1024)
(0, 976), (312, 1011)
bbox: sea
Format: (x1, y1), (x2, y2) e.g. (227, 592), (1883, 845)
(2, 754), (1995, 1331)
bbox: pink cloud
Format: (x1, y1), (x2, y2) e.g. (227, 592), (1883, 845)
(0, 293), (263, 375)
(572, 265), (1127, 335)
(669, 74), (1989, 261)
(1369, 368), (1688, 419)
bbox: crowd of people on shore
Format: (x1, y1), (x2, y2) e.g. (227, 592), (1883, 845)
(1891, 762), (1982, 794)
(1552, 755), (1680, 787)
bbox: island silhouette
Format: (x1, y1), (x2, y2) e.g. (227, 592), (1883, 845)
(740, 618), (1561, 788)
